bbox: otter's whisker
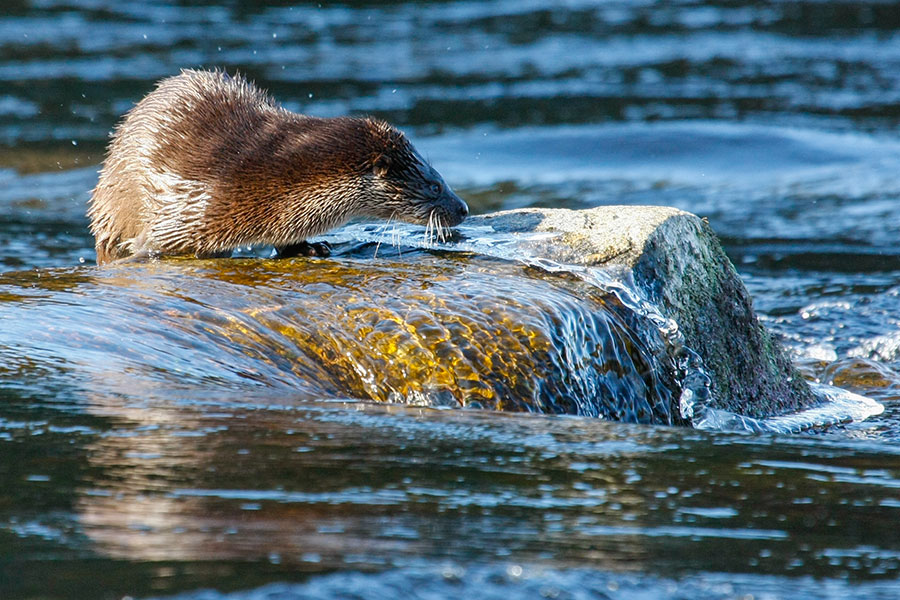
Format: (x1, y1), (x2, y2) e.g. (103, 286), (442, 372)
(374, 211), (397, 259)
(373, 229), (382, 259)
(431, 211), (437, 246)
(432, 212), (443, 244)
(392, 213), (403, 256)
(436, 213), (448, 243)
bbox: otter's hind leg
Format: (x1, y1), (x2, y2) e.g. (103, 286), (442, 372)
(277, 241), (331, 258)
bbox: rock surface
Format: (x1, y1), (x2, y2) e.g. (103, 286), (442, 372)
(464, 206), (815, 418)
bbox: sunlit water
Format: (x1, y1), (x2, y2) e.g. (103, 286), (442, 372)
(0, 251), (687, 423)
(2, 1), (900, 599)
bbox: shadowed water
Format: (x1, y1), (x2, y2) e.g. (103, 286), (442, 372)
(4, 394), (900, 599)
(3, 1), (900, 599)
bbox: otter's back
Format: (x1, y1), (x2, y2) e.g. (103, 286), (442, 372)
(88, 70), (280, 263)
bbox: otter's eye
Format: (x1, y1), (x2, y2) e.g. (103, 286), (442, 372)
(430, 182), (442, 195)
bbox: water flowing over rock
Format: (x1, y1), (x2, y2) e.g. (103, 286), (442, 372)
(462, 206), (817, 419)
(0, 206), (877, 429)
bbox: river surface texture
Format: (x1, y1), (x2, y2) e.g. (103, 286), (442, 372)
(3, 2), (900, 599)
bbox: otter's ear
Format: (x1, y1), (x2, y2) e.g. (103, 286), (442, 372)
(373, 155), (392, 178)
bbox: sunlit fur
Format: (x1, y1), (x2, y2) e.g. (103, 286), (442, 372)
(88, 69), (467, 264)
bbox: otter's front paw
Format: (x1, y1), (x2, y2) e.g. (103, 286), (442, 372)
(277, 241), (332, 258)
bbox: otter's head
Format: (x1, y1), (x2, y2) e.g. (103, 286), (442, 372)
(359, 119), (468, 229)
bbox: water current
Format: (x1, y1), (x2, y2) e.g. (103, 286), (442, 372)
(2, 1), (900, 599)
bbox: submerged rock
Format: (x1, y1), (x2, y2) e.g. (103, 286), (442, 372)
(466, 206), (816, 418)
(0, 251), (688, 423)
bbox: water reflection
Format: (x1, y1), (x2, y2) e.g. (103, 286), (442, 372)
(69, 392), (663, 568)
(6, 392), (899, 597)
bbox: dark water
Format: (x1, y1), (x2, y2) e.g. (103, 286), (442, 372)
(3, 1), (900, 598)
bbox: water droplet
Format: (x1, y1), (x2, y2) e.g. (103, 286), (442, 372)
(272, 33), (277, 39)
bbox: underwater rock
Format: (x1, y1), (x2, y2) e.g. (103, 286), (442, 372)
(466, 206), (815, 418)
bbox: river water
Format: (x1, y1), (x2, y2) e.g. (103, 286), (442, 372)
(3, 1), (900, 598)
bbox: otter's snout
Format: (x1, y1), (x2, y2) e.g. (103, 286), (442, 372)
(440, 188), (469, 226)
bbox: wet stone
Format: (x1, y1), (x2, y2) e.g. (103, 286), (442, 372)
(465, 206), (817, 418)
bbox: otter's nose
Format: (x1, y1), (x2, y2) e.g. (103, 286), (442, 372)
(442, 188), (469, 226)
(457, 198), (469, 220)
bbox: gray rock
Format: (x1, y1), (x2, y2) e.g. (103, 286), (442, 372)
(465, 206), (815, 418)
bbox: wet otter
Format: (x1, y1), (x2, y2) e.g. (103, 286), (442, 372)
(88, 69), (468, 265)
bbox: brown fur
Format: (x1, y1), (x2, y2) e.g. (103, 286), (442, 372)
(89, 69), (467, 264)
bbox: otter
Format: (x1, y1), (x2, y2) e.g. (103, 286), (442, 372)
(88, 69), (468, 265)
